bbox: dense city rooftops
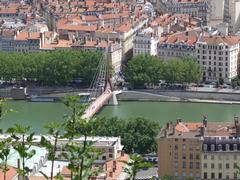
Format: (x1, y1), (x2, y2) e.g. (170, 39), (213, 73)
(198, 35), (240, 46)
(160, 117), (240, 139)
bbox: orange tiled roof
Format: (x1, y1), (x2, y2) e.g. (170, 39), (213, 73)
(0, 166), (17, 180)
(15, 32), (41, 41)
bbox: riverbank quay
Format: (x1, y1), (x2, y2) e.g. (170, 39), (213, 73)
(117, 90), (240, 104)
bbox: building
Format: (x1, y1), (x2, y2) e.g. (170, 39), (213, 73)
(196, 35), (240, 83)
(156, 0), (209, 25)
(223, 0), (240, 33)
(158, 117), (240, 179)
(133, 27), (159, 56)
(158, 29), (200, 60)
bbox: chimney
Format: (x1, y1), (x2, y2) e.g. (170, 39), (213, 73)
(200, 126), (205, 136)
(164, 129), (168, 137)
(203, 115), (207, 127)
(172, 126), (175, 135)
(113, 160), (116, 169)
(234, 115), (239, 127)
(166, 122), (170, 129)
(176, 118), (182, 124)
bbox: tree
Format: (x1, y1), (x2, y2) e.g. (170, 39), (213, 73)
(0, 50), (102, 86)
(219, 78), (224, 85)
(125, 54), (202, 87)
(182, 56), (201, 84)
(62, 95), (100, 180)
(7, 125), (36, 179)
(0, 137), (12, 180)
(125, 54), (164, 88)
(92, 117), (160, 154)
(40, 122), (63, 180)
(120, 154), (152, 180)
(232, 75), (240, 88)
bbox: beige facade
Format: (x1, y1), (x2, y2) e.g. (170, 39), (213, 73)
(202, 152), (240, 179)
(158, 133), (202, 179)
(158, 118), (240, 180)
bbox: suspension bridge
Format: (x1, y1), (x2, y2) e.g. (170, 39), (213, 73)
(82, 50), (120, 120)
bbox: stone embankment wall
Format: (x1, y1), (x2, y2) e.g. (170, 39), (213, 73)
(118, 90), (240, 101)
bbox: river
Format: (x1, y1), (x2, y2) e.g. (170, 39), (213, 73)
(2, 101), (240, 133)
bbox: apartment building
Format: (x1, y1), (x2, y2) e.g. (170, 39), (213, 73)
(133, 27), (159, 56)
(158, 117), (240, 179)
(156, 0), (209, 25)
(158, 29), (200, 60)
(196, 35), (240, 83)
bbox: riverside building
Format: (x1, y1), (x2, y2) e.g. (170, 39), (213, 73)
(158, 117), (240, 179)
(196, 35), (240, 83)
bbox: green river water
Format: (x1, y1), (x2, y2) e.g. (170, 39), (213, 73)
(2, 101), (240, 133)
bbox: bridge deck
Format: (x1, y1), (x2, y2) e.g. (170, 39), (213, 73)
(82, 89), (112, 120)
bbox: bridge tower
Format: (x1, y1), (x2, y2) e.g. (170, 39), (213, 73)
(84, 45), (118, 105)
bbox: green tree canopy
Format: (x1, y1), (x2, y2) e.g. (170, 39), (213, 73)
(0, 50), (102, 85)
(91, 117), (160, 154)
(125, 54), (164, 88)
(125, 54), (202, 87)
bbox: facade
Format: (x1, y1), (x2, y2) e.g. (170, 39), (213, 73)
(55, 136), (124, 161)
(196, 35), (240, 83)
(133, 27), (159, 56)
(223, 0), (240, 33)
(156, 0), (209, 25)
(158, 118), (240, 179)
(158, 29), (199, 60)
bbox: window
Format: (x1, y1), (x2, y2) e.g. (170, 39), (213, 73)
(190, 154), (193, 159)
(234, 163), (237, 168)
(211, 155), (214, 160)
(109, 154), (113, 158)
(182, 162), (186, 168)
(109, 149), (113, 153)
(204, 154), (207, 159)
(211, 173), (215, 179)
(182, 154), (186, 159)
(226, 163), (230, 169)
(204, 163), (207, 168)
(219, 173), (222, 179)
(196, 162), (200, 169)
(190, 162), (193, 169)
(196, 154), (200, 159)
(204, 172), (208, 179)
(175, 145), (178, 150)
(210, 163), (215, 169)
(234, 173), (237, 179)
(218, 163), (222, 169)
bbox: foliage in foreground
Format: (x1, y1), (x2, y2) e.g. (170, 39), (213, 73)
(120, 154), (153, 180)
(92, 117), (161, 154)
(125, 54), (202, 88)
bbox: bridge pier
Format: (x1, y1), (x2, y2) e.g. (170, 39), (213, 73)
(108, 91), (118, 105)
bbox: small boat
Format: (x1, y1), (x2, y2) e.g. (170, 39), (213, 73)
(30, 95), (55, 102)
